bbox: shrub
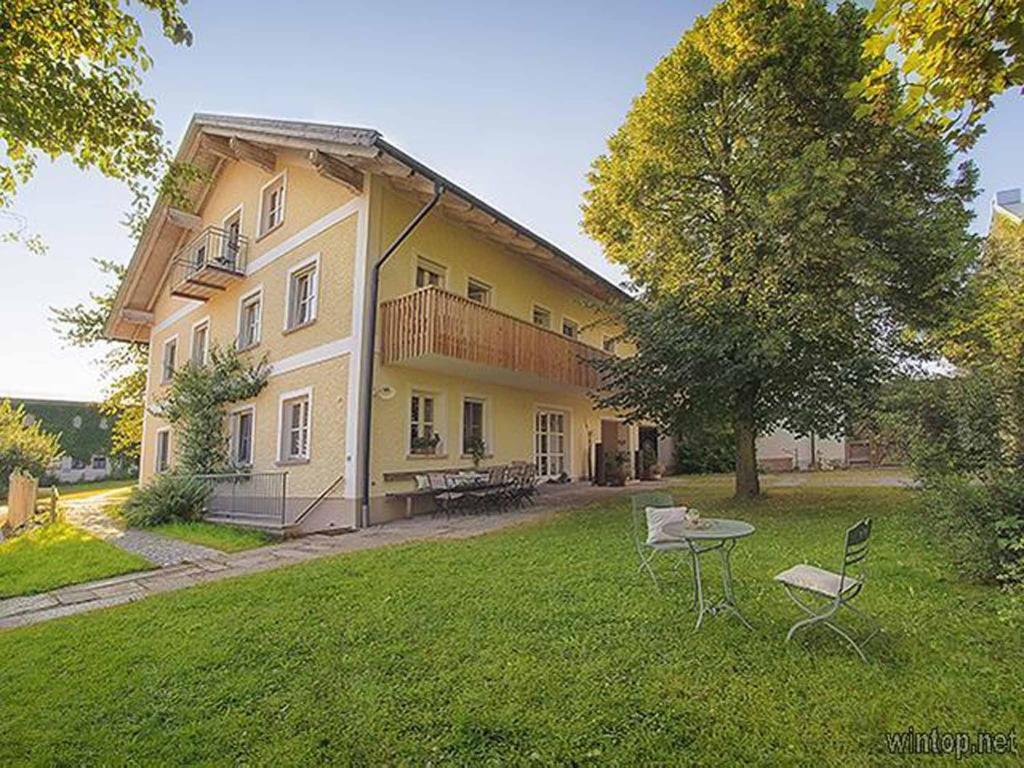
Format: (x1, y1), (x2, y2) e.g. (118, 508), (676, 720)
(0, 400), (61, 494)
(120, 474), (210, 527)
(673, 425), (734, 475)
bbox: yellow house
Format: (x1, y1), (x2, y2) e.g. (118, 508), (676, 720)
(106, 114), (654, 532)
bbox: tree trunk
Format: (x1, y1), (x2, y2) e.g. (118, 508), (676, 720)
(734, 383), (760, 498)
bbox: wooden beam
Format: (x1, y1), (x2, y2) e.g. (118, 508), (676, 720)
(199, 133), (234, 160)
(166, 207), (204, 232)
(308, 150), (363, 193)
(228, 136), (276, 173)
(120, 308), (155, 325)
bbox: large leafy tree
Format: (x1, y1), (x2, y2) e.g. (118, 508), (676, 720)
(0, 0), (192, 212)
(583, 0), (977, 497)
(857, 0), (1024, 148)
(0, 400), (61, 492)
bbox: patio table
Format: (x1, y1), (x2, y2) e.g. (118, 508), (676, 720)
(663, 518), (755, 630)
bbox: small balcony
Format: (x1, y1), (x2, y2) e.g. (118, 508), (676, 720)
(380, 286), (605, 391)
(169, 226), (249, 301)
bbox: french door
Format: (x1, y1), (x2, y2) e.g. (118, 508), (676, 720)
(535, 410), (567, 478)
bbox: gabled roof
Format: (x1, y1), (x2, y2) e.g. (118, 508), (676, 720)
(105, 113), (627, 342)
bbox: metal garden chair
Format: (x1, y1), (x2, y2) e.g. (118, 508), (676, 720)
(428, 473), (465, 517)
(774, 518), (881, 662)
(630, 492), (696, 595)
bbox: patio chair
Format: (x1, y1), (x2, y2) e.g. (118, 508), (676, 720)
(468, 465), (508, 514)
(428, 473), (465, 517)
(775, 518), (881, 662)
(630, 492), (696, 592)
(517, 463), (538, 506)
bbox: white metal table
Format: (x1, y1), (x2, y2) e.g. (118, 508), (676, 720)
(663, 518), (756, 629)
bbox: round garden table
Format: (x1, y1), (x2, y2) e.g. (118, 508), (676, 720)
(663, 518), (756, 630)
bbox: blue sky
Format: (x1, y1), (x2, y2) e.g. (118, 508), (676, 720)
(1, 0), (1021, 401)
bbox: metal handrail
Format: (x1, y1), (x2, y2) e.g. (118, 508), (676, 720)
(172, 225), (249, 278)
(291, 472), (345, 528)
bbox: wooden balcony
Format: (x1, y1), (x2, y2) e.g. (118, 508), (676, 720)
(380, 286), (605, 390)
(169, 226), (248, 301)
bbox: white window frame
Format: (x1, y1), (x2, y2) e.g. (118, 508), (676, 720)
(602, 336), (616, 354)
(221, 203), (244, 265)
(532, 304), (552, 330)
(534, 405), (571, 479)
(230, 405), (256, 467)
(414, 256), (447, 290)
(190, 317), (210, 365)
(283, 254), (320, 331)
(277, 387), (313, 463)
(161, 334), (179, 384)
(258, 171), (287, 237)
(562, 316), (580, 340)
(154, 427), (172, 474)
(466, 276), (493, 306)
(460, 396), (489, 457)
(409, 390), (443, 456)
(236, 285), (263, 350)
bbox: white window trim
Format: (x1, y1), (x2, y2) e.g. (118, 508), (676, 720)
(283, 253), (321, 331)
(533, 404), (573, 479)
(466, 275), (494, 306)
(160, 334), (179, 384)
(532, 303), (553, 329)
(154, 427), (172, 474)
(258, 171), (287, 238)
(408, 388), (445, 458)
(221, 203), (245, 261)
(230, 404), (257, 467)
(190, 316), (211, 365)
(459, 394), (492, 458)
(236, 284), (264, 350)
(276, 386), (313, 463)
(561, 315), (581, 339)
(413, 254), (447, 290)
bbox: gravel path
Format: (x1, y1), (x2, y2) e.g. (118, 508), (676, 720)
(62, 492), (222, 566)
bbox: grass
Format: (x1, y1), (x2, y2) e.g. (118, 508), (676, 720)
(0, 522), (151, 599)
(55, 478), (134, 502)
(0, 480), (1020, 765)
(147, 520), (273, 552)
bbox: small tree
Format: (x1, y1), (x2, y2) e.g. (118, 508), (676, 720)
(583, 0), (977, 497)
(155, 346), (268, 475)
(0, 400), (61, 492)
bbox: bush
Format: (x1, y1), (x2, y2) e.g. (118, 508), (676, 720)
(0, 400), (61, 494)
(673, 425), (734, 474)
(120, 474), (209, 527)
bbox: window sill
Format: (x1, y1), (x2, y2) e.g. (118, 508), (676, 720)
(405, 453), (449, 461)
(236, 341), (261, 353)
(282, 319), (316, 336)
(255, 221), (284, 243)
(460, 453), (494, 461)
(275, 458), (310, 467)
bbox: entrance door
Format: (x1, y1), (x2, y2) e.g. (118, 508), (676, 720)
(535, 410), (567, 478)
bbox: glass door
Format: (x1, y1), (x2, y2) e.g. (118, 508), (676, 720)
(535, 410), (567, 478)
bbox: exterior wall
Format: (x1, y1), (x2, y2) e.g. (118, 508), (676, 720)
(140, 155), (360, 528)
(757, 428), (846, 472)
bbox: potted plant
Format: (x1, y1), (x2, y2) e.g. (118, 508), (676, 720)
(640, 443), (662, 480)
(604, 451), (628, 486)
(411, 432), (442, 455)
(466, 436), (487, 468)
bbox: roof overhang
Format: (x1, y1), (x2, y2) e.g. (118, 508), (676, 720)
(105, 113), (628, 342)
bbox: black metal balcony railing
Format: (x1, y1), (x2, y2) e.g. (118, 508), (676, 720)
(169, 226), (249, 301)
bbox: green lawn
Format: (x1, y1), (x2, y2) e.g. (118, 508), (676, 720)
(0, 482), (1020, 765)
(148, 520), (273, 552)
(55, 478), (135, 502)
(0, 522), (151, 599)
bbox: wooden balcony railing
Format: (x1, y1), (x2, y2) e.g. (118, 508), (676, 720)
(380, 286), (604, 389)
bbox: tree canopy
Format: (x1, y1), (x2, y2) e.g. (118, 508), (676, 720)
(583, 0), (977, 496)
(0, 400), (61, 491)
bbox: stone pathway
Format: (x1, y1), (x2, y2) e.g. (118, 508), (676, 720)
(2, 483), (654, 631)
(62, 491), (222, 566)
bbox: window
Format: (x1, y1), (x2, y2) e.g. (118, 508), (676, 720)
(603, 336), (616, 354)
(562, 318), (579, 339)
(279, 392), (311, 461)
(467, 278), (492, 306)
(260, 175), (286, 236)
(191, 320), (209, 365)
(71, 457), (87, 469)
(91, 456), (107, 470)
(238, 290), (262, 349)
(231, 408), (255, 466)
(462, 398), (485, 456)
(161, 337), (177, 383)
(532, 305), (551, 329)
(155, 429), (171, 473)
(415, 257), (445, 289)
(72, 415), (83, 429)
(193, 241), (207, 269)
(286, 258), (318, 330)
(222, 208), (242, 267)
(410, 392), (439, 455)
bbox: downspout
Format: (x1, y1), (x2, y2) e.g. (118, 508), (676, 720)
(357, 181), (445, 528)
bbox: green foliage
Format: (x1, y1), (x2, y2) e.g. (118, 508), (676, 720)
(120, 473), (209, 527)
(466, 435), (487, 467)
(0, 0), (191, 210)
(856, 0), (1024, 148)
(583, 0), (977, 496)
(10, 398), (112, 465)
(673, 424), (736, 475)
(156, 345), (268, 475)
(0, 483), (1021, 764)
(0, 400), (61, 491)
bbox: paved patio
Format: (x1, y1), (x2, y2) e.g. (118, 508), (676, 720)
(0, 480), (668, 631)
